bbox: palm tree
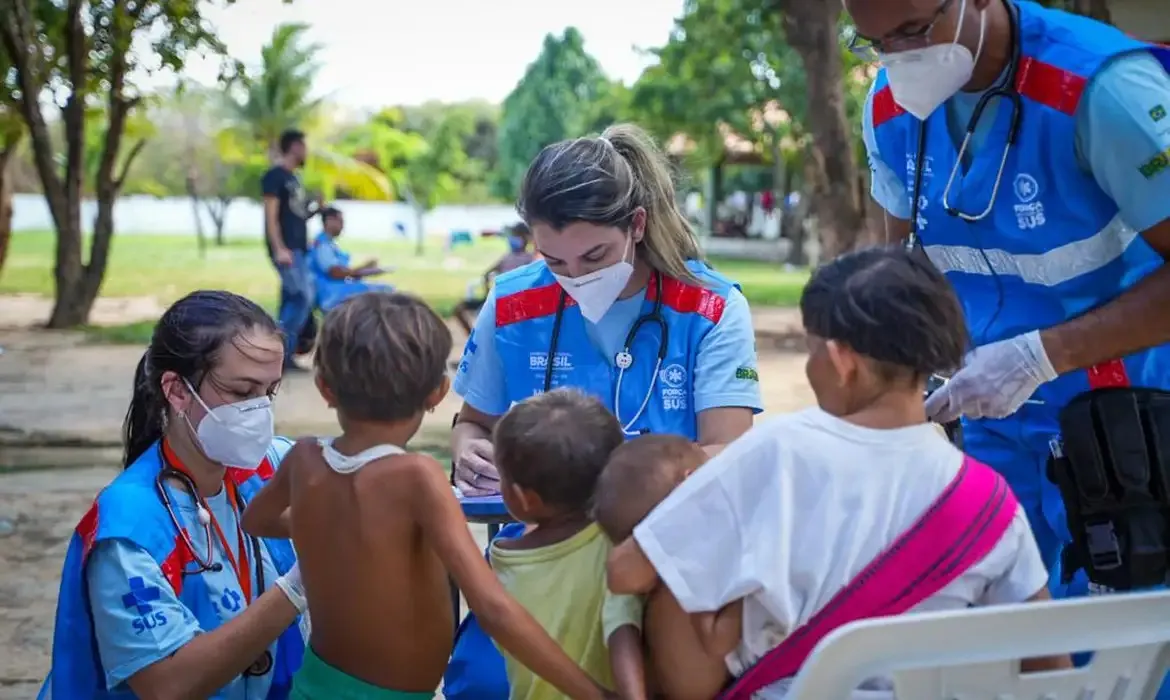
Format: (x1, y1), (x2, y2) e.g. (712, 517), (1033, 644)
(233, 23), (325, 157)
(232, 23), (389, 201)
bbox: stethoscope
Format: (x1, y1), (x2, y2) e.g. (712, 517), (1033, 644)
(543, 273), (669, 436)
(155, 444), (266, 591)
(908, 0), (1023, 250)
(912, 0), (1043, 434)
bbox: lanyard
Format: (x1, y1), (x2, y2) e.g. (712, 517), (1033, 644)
(162, 441), (253, 604)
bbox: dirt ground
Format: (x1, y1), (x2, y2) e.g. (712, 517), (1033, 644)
(0, 295), (816, 698)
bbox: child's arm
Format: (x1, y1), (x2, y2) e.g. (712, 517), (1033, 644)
(241, 440), (306, 539)
(607, 626), (647, 700)
(690, 599), (743, 658)
(604, 590), (648, 700)
(607, 538), (660, 595)
(406, 455), (608, 700)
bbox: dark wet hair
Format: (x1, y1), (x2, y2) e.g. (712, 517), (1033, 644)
(517, 123), (703, 286)
(800, 246), (968, 381)
(279, 129), (305, 154)
(493, 388), (623, 512)
(314, 291), (451, 422)
(123, 291), (279, 468)
(593, 434), (705, 542)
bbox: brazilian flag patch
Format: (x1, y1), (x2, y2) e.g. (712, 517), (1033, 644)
(735, 366), (759, 382)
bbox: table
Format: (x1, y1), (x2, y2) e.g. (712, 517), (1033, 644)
(459, 494), (511, 539)
(453, 493), (513, 633)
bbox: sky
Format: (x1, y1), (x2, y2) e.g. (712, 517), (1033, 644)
(161, 0), (685, 109)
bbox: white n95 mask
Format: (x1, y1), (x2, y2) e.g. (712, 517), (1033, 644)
(553, 236), (634, 323)
(880, 0), (986, 120)
(184, 380), (274, 470)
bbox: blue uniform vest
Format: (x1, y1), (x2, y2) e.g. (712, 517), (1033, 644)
(37, 439), (304, 700)
(307, 232), (392, 311)
(443, 260), (738, 700)
(871, 3), (1170, 443)
(492, 259), (738, 440)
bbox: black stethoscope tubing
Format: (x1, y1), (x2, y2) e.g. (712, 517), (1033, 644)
(543, 273), (669, 392)
(909, 0), (1024, 246)
(156, 444), (266, 593)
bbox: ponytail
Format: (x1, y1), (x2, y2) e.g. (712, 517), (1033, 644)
(602, 124), (705, 286)
(122, 351), (165, 468)
(518, 123), (707, 288)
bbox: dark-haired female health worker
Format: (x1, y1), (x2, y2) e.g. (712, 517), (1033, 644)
(38, 290), (308, 700)
(443, 124), (764, 699)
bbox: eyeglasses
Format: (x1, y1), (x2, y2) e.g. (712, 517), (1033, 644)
(844, 0), (956, 61)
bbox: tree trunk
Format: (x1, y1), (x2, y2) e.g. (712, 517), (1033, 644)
(186, 173), (207, 258)
(0, 141), (16, 278)
(779, 0), (866, 259)
(204, 197), (232, 245)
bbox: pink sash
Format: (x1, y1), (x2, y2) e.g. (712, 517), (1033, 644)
(720, 457), (1019, 700)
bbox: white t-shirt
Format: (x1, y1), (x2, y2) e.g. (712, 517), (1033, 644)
(633, 408), (1048, 699)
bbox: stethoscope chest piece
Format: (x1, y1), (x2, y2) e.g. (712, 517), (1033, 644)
(615, 351), (634, 370)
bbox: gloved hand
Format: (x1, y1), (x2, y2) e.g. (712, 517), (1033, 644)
(453, 437), (500, 497)
(275, 563), (308, 614)
(924, 330), (1057, 424)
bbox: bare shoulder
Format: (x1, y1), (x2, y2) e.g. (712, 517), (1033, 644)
(281, 438), (322, 474)
(366, 451), (448, 494)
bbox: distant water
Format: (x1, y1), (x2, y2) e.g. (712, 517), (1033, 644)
(11, 193), (521, 241)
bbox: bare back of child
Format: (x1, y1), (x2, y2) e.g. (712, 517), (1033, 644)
(288, 440), (454, 692)
(243, 291), (611, 700)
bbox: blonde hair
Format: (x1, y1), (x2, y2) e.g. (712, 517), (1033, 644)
(517, 123), (705, 286)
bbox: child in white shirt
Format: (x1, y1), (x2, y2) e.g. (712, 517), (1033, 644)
(602, 247), (1071, 700)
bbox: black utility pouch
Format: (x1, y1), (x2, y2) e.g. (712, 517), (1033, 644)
(1048, 387), (1170, 590)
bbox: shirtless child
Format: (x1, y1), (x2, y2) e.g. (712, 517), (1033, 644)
(242, 291), (608, 700)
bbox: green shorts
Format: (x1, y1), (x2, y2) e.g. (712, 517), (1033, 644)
(291, 646), (434, 700)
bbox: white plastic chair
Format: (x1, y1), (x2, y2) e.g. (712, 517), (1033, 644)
(785, 590), (1170, 700)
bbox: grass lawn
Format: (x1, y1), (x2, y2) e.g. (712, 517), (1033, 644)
(1, 230), (809, 344)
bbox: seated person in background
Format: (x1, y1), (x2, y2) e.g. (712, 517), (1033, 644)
(241, 292), (609, 700)
(604, 247), (1071, 700)
(453, 223), (537, 335)
(491, 388), (645, 700)
(308, 206), (393, 312)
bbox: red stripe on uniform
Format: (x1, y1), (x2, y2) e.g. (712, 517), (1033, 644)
(1087, 358), (1130, 389)
(159, 533), (196, 595)
(496, 283), (575, 327)
(1015, 56), (1087, 115)
(227, 457), (274, 485)
(77, 504), (99, 557)
(647, 273), (726, 324)
(871, 85), (905, 128)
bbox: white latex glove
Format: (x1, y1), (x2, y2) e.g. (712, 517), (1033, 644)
(275, 563), (308, 614)
(924, 330), (1057, 424)
(453, 438), (500, 497)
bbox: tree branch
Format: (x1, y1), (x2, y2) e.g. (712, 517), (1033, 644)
(60, 0), (88, 216)
(0, 0), (68, 228)
(114, 139), (148, 191)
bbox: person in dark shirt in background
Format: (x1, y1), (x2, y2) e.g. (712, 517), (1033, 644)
(263, 128), (320, 374)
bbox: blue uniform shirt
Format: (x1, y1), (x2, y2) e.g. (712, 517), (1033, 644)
(454, 281), (763, 418)
(87, 483), (280, 698)
(864, 51), (1170, 234)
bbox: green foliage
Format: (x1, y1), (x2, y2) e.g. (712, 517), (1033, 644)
(628, 0), (871, 166)
(231, 22), (325, 150)
(493, 28), (618, 200)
